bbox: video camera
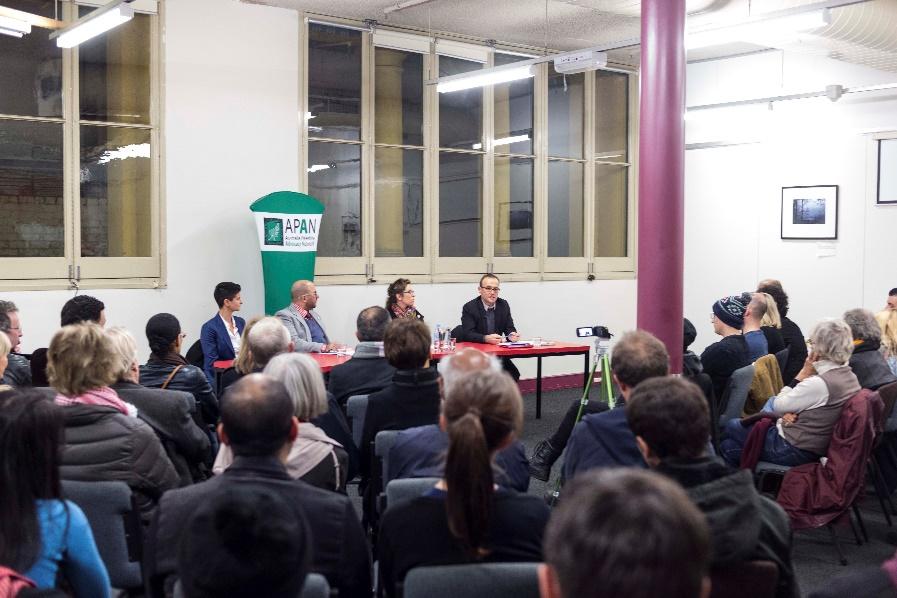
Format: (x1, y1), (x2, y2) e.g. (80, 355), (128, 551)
(575, 325), (612, 339)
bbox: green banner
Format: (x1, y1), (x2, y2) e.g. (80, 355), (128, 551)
(250, 191), (325, 315)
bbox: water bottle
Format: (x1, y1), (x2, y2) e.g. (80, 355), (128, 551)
(432, 324), (442, 351)
(442, 327), (452, 351)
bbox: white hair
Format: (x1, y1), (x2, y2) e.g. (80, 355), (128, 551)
(843, 308), (882, 344)
(438, 351), (503, 397)
(263, 352), (328, 421)
(105, 326), (139, 380)
(809, 318), (854, 365)
(248, 317), (291, 368)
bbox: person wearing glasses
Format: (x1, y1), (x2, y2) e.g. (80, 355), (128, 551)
(276, 279), (336, 353)
(459, 274), (521, 380)
(386, 278), (424, 321)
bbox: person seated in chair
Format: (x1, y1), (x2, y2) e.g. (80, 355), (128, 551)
(276, 280), (339, 353)
(31, 295), (107, 388)
(843, 308), (897, 391)
(701, 294), (751, 402)
(720, 318), (861, 468)
(628, 376), (797, 598)
(458, 274), (521, 380)
(386, 278), (424, 321)
(327, 306), (396, 408)
(757, 280), (807, 384)
(199, 282), (245, 385)
(743, 292), (770, 361)
(0, 300), (30, 387)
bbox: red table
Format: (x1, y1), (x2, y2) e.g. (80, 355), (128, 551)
(214, 340), (591, 418)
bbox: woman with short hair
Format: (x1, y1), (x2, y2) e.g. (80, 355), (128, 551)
(386, 278), (424, 321)
(214, 353), (348, 492)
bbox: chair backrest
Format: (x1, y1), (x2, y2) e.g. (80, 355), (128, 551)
(385, 477), (441, 511)
(185, 339), (204, 369)
(775, 347), (790, 380)
(710, 560), (779, 598)
(718, 364), (756, 426)
(173, 573), (330, 598)
(375, 430), (401, 485)
(346, 394), (369, 449)
(403, 563), (540, 598)
(878, 381), (897, 432)
(61, 480), (143, 590)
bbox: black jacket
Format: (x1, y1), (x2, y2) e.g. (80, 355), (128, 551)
(328, 353), (396, 408)
(139, 361), (219, 426)
(850, 341), (897, 391)
(459, 297), (516, 343)
(0, 353), (31, 386)
(147, 455), (371, 598)
(700, 335), (751, 402)
(762, 326), (786, 355)
(657, 457), (798, 598)
(111, 381), (211, 485)
(780, 317), (808, 383)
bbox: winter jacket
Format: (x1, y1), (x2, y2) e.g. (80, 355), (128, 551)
(850, 341), (897, 391)
(139, 361), (218, 426)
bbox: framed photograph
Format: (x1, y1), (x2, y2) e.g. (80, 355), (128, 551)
(877, 137), (897, 205)
(781, 185), (838, 240)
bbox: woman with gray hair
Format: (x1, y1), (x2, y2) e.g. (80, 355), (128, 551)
(844, 308), (897, 390)
(721, 318), (861, 467)
(213, 352), (348, 492)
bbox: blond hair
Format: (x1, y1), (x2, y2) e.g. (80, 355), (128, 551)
(234, 316), (263, 375)
(48, 324), (118, 396)
(877, 310), (897, 356)
(0, 330), (10, 356)
(263, 353), (328, 421)
(105, 327), (139, 381)
(758, 293), (782, 328)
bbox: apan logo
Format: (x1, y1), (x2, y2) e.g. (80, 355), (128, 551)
(263, 218), (284, 246)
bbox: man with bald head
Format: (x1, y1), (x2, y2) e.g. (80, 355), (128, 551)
(275, 279), (334, 353)
(147, 374), (371, 597)
(385, 348), (530, 491)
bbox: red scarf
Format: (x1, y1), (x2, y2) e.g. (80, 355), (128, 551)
(55, 386), (133, 416)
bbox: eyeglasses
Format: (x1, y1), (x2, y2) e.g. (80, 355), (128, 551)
(401, 290), (416, 295)
(303, 292), (319, 298)
(480, 286), (500, 293)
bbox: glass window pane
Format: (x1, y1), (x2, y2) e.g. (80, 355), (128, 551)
(595, 165), (628, 257)
(79, 9), (151, 124)
(0, 120), (64, 256)
(439, 152), (482, 257)
(375, 48), (423, 147)
(0, 1), (62, 117)
(595, 71), (629, 162)
(547, 160), (584, 257)
(547, 65), (584, 159)
(439, 56), (482, 150)
(308, 23), (362, 141)
(494, 53), (533, 155)
(80, 126), (152, 257)
(308, 141), (362, 257)
(494, 156), (533, 258)
(375, 147), (423, 257)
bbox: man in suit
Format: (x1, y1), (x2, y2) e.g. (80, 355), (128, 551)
(328, 306), (396, 408)
(146, 374), (371, 598)
(199, 281), (246, 384)
(459, 273), (520, 380)
(276, 280), (335, 353)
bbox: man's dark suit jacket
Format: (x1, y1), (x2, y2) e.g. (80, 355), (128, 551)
(459, 297), (517, 343)
(147, 456), (371, 598)
(111, 381), (210, 486)
(328, 354), (395, 408)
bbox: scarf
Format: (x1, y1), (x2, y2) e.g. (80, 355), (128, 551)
(55, 386), (137, 417)
(391, 304), (419, 320)
(147, 351), (188, 368)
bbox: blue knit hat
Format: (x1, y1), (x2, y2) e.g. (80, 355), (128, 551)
(712, 294), (748, 329)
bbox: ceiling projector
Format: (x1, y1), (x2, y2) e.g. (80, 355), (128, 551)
(553, 50), (609, 74)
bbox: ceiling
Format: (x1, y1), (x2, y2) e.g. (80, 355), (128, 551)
(246, 0), (897, 73)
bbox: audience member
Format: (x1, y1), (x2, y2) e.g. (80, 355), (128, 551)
(176, 486), (311, 598)
(0, 330), (11, 392)
(0, 300), (30, 386)
(48, 324), (178, 515)
(60, 295), (106, 327)
(106, 327), (211, 485)
(199, 281), (246, 384)
(0, 388), (111, 597)
(720, 318), (860, 467)
(562, 330), (670, 480)
(757, 280), (808, 383)
(743, 292), (770, 361)
(459, 273), (521, 380)
(378, 369), (549, 597)
(215, 353), (348, 492)
(140, 313), (219, 429)
(216, 315), (262, 391)
(682, 317), (702, 377)
(328, 306), (396, 407)
(843, 308), (897, 390)
(627, 376), (797, 598)
(887, 288), (897, 311)
(387, 348), (530, 492)
(539, 468), (710, 598)
(876, 309), (897, 376)
(701, 294), (751, 401)
(386, 278), (425, 320)
(757, 292), (787, 354)
(359, 319), (441, 490)
(147, 374), (370, 598)
(276, 280), (335, 353)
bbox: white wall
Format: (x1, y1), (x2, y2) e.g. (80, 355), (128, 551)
(685, 50), (897, 354)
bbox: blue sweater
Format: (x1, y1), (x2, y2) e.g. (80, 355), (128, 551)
(563, 407), (647, 480)
(24, 500), (110, 598)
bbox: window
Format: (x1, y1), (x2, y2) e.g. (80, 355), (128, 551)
(304, 19), (636, 282)
(0, 0), (161, 287)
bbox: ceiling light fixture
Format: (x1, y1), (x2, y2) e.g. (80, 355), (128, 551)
(50, 0), (134, 49)
(383, 0), (440, 15)
(437, 65), (534, 93)
(0, 14), (30, 37)
(686, 8), (831, 50)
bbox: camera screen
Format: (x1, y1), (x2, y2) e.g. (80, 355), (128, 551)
(576, 327), (594, 337)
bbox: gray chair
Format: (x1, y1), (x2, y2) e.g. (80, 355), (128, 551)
(775, 347), (790, 380)
(346, 394), (369, 449)
(403, 563), (540, 598)
(61, 480), (142, 591)
(173, 573), (330, 598)
(718, 364), (756, 427)
(375, 429), (401, 485)
(384, 477), (441, 511)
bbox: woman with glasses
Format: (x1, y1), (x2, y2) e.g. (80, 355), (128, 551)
(386, 278), (425, 321)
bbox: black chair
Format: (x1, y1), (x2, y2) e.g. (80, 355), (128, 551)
(61, 480), (143, 592)
(774, 347), (790, 380)
(403, 563), (540, 598)
(173, 573), (330, 598)
(710, 560), (779, 598)
(184, 339), (204, 369)
(384, 477), (441, 511)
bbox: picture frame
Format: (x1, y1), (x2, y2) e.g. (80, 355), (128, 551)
(876, 137), (897, 205)
(780, 185), (839, 240)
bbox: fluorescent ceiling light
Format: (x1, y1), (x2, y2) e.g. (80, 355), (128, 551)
(494, 134), (530, 147)
(687, 8), (830, 50)
(437, 65), (534, 94)
(307, 164), (331, 173)
(50, 0), (134, 48)
(0, 15), (31, 36)
(97, 143), (150, 165)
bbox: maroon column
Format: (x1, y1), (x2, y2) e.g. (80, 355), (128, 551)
(637, 0), (686, 373)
